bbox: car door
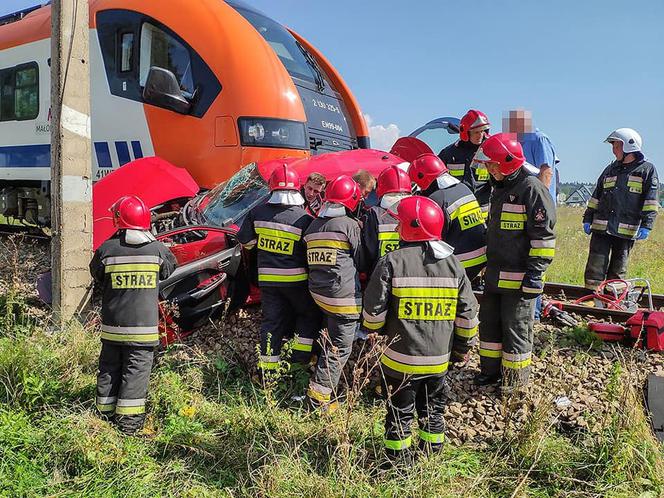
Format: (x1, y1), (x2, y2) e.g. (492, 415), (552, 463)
(409, 116), (460, 155)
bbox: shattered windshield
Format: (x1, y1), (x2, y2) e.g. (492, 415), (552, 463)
(200, 163), (269, 226)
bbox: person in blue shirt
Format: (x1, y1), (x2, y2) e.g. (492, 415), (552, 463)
(503, 109), (559, 202)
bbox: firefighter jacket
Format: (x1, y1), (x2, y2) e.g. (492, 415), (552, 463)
(237, 202), (313, 287)
(485, 169), (556, 295)
(424, 178), (488, 273)
(439, 140), (488, 194)
(583, 158), (659, 239)
(90, 231), (177, 347)
(361, 242), (479, 380)
(361, 205), (399, 273)
(304, 213), (364, 319)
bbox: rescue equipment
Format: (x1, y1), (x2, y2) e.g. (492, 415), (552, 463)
(323, 175), (362, 211)
(604, 128), (642, 153)
(408, 154), (448, 190)
(110, 195), (151, 230)
(474, 133), (525, 176)
(390, 196), (445, 242)
(459, 110), (490, 142)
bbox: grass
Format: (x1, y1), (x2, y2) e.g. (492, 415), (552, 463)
(548, 206), (664, 293)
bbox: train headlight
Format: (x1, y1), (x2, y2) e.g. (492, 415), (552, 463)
(238, 118), (307, 150)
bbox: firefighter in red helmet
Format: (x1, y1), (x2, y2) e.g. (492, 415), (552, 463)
(237, 164), (322, 374)
(304, 175), (365, 411)
(473, 133), (556, 389)
(409, 153), (487, 280)
(90, 195), (176, 434)
(362, 196), (478, 462)
(439, 110), (491, 215)
(361, 165), (412, 273)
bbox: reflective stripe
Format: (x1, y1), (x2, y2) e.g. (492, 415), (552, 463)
(502, 352), (532, 369)
(311, 292), (362, 315)
(105, 263), (160, 273)
(455, 325), (478, 338)
(498, 281), (522, 289)
(456, 246), (487, 262)
(603, 176), (616, 188)
(381, 353), (449, 375)
(392, 287), (458, 298)
(447, 163), (465, 177)
(500, 212), (527, 222)
(258, 355), (281, 370)
(258, 267), (307, 275)
(254, 220), (303, 237)
(100, 332), (160, 343)
(104, 255), (161, 265)
(458, 251), (487, 269)
(306, 239), (351, 250)
(479, 348), (502, 358)
(96, 403), (116, 413)
(418, 429), (445, 444)
(96, 396), (117, 413)
(384, 436), (412, 450)
(378, 232), (400, 240)
(455, 316), (479, 328)
(479, 341), (502, 358)
(587, 197), (599, 209)
(384, 347), (450, 366)
(116, 398), (146, 416)
(392, 276), (459, 288)
(117, 398), (146, 407)
(258, 270), (308, 283)
(293, 336), (314, 352)
(378, 223), (398, 232)
(643, 200), (659, 212)
(529, 248), (555, 258)
(101, 324), (159, 334)
(255, 227), (302, 241)
(447, 195), (477, 218)
(531, 239), (556, 248)
(304, 232), (348, 242)
(502, 203), (526, 213)
(499, 271), (524, 280)
(522, 286), (543, 294)
(362, 309), (387, 330)
(591, 218), (608, 231)
(362, 319), (385, 330)
(308, 381), (332, 398)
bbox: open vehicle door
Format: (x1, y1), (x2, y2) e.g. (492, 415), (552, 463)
(408, 116), (460, 156)
(156, 225), (247, 344)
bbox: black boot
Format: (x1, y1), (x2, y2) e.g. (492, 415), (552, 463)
(474, 373), (502, 386)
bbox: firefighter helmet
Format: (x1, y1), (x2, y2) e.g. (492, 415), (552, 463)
(376, 165), (412, 198)
(324, 175), (361, 211)
(408, 153), (448, 190)
(604, 128), (642, 153)
(459, 109), (490, 142)
(391, 195), (444, 242)
(110, 195), (151, 230)
(268, 163), (300, 191)
(474, 133), (525, 176)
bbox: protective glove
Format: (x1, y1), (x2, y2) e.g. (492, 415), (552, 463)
(583, 223), (591, 235)
(637, 227), (650, 240)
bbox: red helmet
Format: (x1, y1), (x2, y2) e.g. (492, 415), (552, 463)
(408, 153), (448, 190)
(268, 163), (300, 192)
(391, 195), (444, 242)
(110, 195), (151, 230)
(376, 165), (411, 198)
(324, 175), (361, 211)
(475, 132), (525, 176)
(459, 110), (490, 142)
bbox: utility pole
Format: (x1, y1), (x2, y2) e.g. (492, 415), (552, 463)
(50, 0), (92, 323)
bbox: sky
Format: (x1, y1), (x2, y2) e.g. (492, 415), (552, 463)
(3, 0), (664, 182)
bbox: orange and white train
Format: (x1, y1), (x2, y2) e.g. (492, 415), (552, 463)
(0, 0), (370, 225)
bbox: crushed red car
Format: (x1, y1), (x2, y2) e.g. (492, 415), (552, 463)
(91, 149), (410, 345)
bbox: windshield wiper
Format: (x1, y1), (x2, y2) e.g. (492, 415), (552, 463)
(297, 41), (325, 92)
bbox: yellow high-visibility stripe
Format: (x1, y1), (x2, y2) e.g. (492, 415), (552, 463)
(627, 181), (642, 191)
(460, 254), (487, 268)
(380, 355), (449, 375)
(500, 212), (527, 222)
(96, 403), (116, 413)
(314, 299), (361, 315)
(454, 326), (478, 338)
(292, 342), (312, 352)
(450, 200), (481, 220)
(498, 280), (521, 290)
(255, 227), (301, 241)
(643, 205), (658, 212)
(258, 273), (308, 283)
(378, 232), (400, 241)
(617, 227), (638, 237)
(479, 349), (502, 358)
(306, 240), (351, 250)
(362, 319), (385, 330)
(307, 387), (330, 402)
(502, 357), (532, 369)
(100, 332), (160, 342)
(418, 429), (445, 444)
(392, 287), (458, 298)
(105, 263), (159, 273)
(529, 248), (555, 258)
(115, 405), (145, 415)
(384, 436), (412, 450)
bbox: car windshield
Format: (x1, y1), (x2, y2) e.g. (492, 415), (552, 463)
(412, 126), (459, 155)
(200, 163), (269, 226)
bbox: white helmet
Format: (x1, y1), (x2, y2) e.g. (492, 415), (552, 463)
(604, 128), (642, 153)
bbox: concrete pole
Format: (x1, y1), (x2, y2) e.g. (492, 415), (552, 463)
(50, 0), (93, 323)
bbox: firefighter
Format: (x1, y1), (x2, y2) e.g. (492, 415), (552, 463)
(583, 128), (659, 291)
(304, 175), (364, 410)
(362, 196), (479, 460)
(439, 109), (492, 217)
(473, 133), (556, 388)
(408, 153), (487, 280)
(237, 164), (322, 373)
(361, 165), (411, 273)
(90, 195), (176, 434)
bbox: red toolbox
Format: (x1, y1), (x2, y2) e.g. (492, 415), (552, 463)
(588, 322), (626, 342)
(626, 311), (664, 352)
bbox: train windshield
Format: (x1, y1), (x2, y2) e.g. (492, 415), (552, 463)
(230, 4), (320, 85)
(199, 163), (269, 226)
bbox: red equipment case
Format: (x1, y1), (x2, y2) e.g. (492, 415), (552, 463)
(626, 311), (664, 352)
(588, 322), (626, 342)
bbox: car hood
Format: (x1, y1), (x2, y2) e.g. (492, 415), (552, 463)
(93, 157), (200, 249)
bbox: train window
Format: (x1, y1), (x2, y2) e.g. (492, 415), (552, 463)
(0, 63), (39, 121)
(120, 32), (134, 72)
(139, 23), (194, 95)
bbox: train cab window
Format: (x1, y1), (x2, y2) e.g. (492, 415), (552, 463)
(120, 32), (134, 72)
(0, 63), (39, 121)
(139, 23), (194, 96)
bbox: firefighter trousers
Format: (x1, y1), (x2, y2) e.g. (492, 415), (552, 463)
(383, 374), (447, 457)
(96, 343), (155, 433)
(258, 286), (323, 370)
(479, 292), (536, 386)
(309, 315), (358, 401)
(584, 233), (635, 290)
